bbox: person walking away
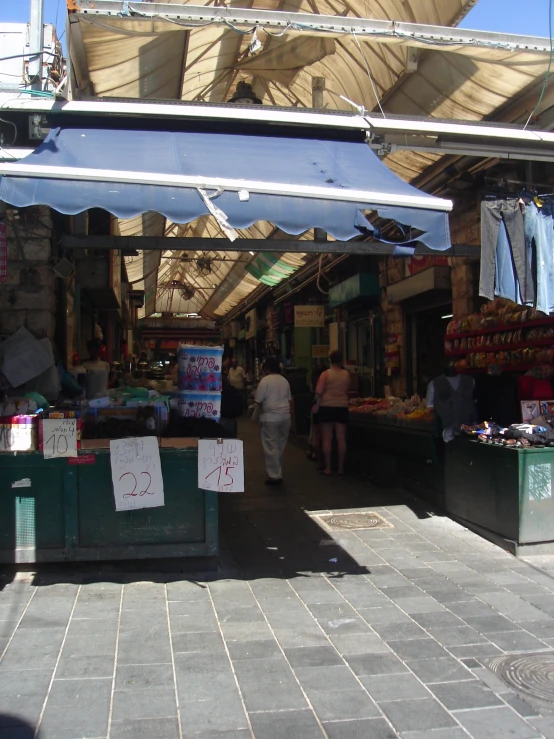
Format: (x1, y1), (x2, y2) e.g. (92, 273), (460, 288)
(228, 358), (247, 409)
(255, 358), (292, 485)
(315, 351), (351, 475)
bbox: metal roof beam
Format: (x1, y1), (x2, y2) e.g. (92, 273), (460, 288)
(67, 1), (553, 54)
(61, 235), (479, 257)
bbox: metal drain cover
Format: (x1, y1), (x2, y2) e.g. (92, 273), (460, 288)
(316, 512), (393, 531)
(485, 652), (554, 707)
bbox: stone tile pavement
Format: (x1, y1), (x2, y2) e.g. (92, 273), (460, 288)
(3, 422), (554, 737)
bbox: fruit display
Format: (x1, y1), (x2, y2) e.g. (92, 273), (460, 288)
(349, 397), (434, 428)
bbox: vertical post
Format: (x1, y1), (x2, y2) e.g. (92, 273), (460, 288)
(312, 77), (325, 109)
(29, 0), (45, 90)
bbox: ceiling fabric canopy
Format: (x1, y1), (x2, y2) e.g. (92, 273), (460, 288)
(0, 125), (452, 248)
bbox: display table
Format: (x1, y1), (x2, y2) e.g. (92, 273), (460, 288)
(348, 415), (444, 507)
(0, 442), (218, 564)
(445, 438), (554, 555)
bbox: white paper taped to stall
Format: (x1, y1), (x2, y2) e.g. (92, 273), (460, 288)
(110, 436), (165, 511)
(42, 419), (78, 459)
(198, 438), (244, 493)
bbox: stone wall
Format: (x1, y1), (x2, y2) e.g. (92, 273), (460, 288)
(0, 206), (56, 340)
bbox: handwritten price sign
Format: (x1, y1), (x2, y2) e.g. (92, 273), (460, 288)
(110, 437), (164, 511)
(42, 419), (77, 459)
(198, 439), (244, 493)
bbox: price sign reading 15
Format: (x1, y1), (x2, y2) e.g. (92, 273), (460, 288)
(198, 439), (244, 493)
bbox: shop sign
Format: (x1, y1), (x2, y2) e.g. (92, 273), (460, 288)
(294, 305), (325, 328)
(68, 454), (96, 466)
(312, 345), (330, 358)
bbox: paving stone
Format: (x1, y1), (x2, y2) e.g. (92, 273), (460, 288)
(241, 678), (309, 712)
(345, 652), (409, 677)
(0, 628), (65, 670)
(385, 638), (450, 661)
(447, 643), (504, 659)
(426, 625), (488, 646)
(39, 677), (111, 739)
(295, 665), (361, 691)
(360, 672), (429, 702)
(464, 614), (523, 634)
(399, 729), (473, 739)
(516, 619), (554, 639)
(372, 622), (428, 641)
(272, 627), (330, 648)
(172, 631), (225, 653)
(112, 687), (178, 721)
(406, 658), (473, 684)
(529, 716), (554, 739)
(284, 645), (343, 668)
(115, 663), (175, 690)
(227, 638), (282, 660)
(454, 706), (540, 739)
(393, 597), (447, 614)
(429, 679), (503, 710)
(249, 709), (324, 739)
(447, 601), (499, 618)
(329, 632), (391, 655)
(110, 717), (180, 739)
(308, 688), (381, 721)
(380, 697), (457, 732)
(486, 630), (549, 652)
(503, 693), (541, 718)
(180, 692), (249, 733)
(357, 606), (413, 625)
(323, 717), (397, 739)
(118, 625), (172, 664)
(66, 617), (118, 637)
(0, 668), (52, 727)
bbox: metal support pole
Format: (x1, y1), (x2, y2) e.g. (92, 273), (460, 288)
(29, 0), (45, 90)
(312, 77), (325, 110)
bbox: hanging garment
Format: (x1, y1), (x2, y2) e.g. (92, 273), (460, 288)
(524, 202), (554, 316)
(480, 199), (533, 304)
(494, 220), (523, 304)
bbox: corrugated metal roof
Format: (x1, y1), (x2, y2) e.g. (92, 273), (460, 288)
(67, 0), (553, 318)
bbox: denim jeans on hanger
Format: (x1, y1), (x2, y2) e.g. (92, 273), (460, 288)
(495, 220), (522, 304)
(524, 202), (554, 315)
(480, 199), (533, 303)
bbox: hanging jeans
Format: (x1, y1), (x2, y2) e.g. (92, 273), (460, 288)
(524, 202), (554, 316)
(495, 221), (522, 304)
(260, 418), (290, 480)
(480, 199), (533, 304)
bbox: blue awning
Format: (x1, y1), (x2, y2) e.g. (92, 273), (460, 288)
(0, 126), (452, 249)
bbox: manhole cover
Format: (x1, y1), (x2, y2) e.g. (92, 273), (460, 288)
(485, 652), (554, 707)
(316, 512), (393, 531)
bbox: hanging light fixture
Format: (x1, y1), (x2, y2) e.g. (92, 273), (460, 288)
(229, 81), (262, 105)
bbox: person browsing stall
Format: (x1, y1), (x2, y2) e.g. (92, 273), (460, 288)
(314, 351), (350, 476)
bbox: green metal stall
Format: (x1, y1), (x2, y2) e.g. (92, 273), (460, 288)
(0, 446), (218, 563)
(445, 438), (554, 555)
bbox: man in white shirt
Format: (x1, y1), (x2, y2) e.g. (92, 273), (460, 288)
(255, 358), (292, 485)
(228, 359), (246, 391)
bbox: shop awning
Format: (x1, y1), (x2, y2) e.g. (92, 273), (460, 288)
(0, 126), (452, 249)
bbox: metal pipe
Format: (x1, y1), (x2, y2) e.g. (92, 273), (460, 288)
(29, 0), (45, 90)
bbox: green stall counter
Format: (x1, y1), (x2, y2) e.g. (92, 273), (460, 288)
(0, 445), (218, 564)
(445, 438), (554, 555)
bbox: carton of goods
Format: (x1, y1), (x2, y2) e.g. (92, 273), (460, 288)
(0, 414), (38, 452)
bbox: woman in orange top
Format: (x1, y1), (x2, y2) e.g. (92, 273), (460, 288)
(314, 351), (351, 476)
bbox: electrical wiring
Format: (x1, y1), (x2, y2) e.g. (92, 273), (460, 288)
(352, 31), (386, 119)
(316, 254), (329, 295)
(0, 50), (56, 64)
(524, 0), (554, 129)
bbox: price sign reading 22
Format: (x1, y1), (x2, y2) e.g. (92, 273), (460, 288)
(119, 471), (152, 498)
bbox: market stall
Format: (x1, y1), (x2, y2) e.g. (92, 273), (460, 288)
(348, 397), (443, 506)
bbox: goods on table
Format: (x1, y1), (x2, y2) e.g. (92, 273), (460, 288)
(444, 298), (554, 373)
(349, 397), (434, 427)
